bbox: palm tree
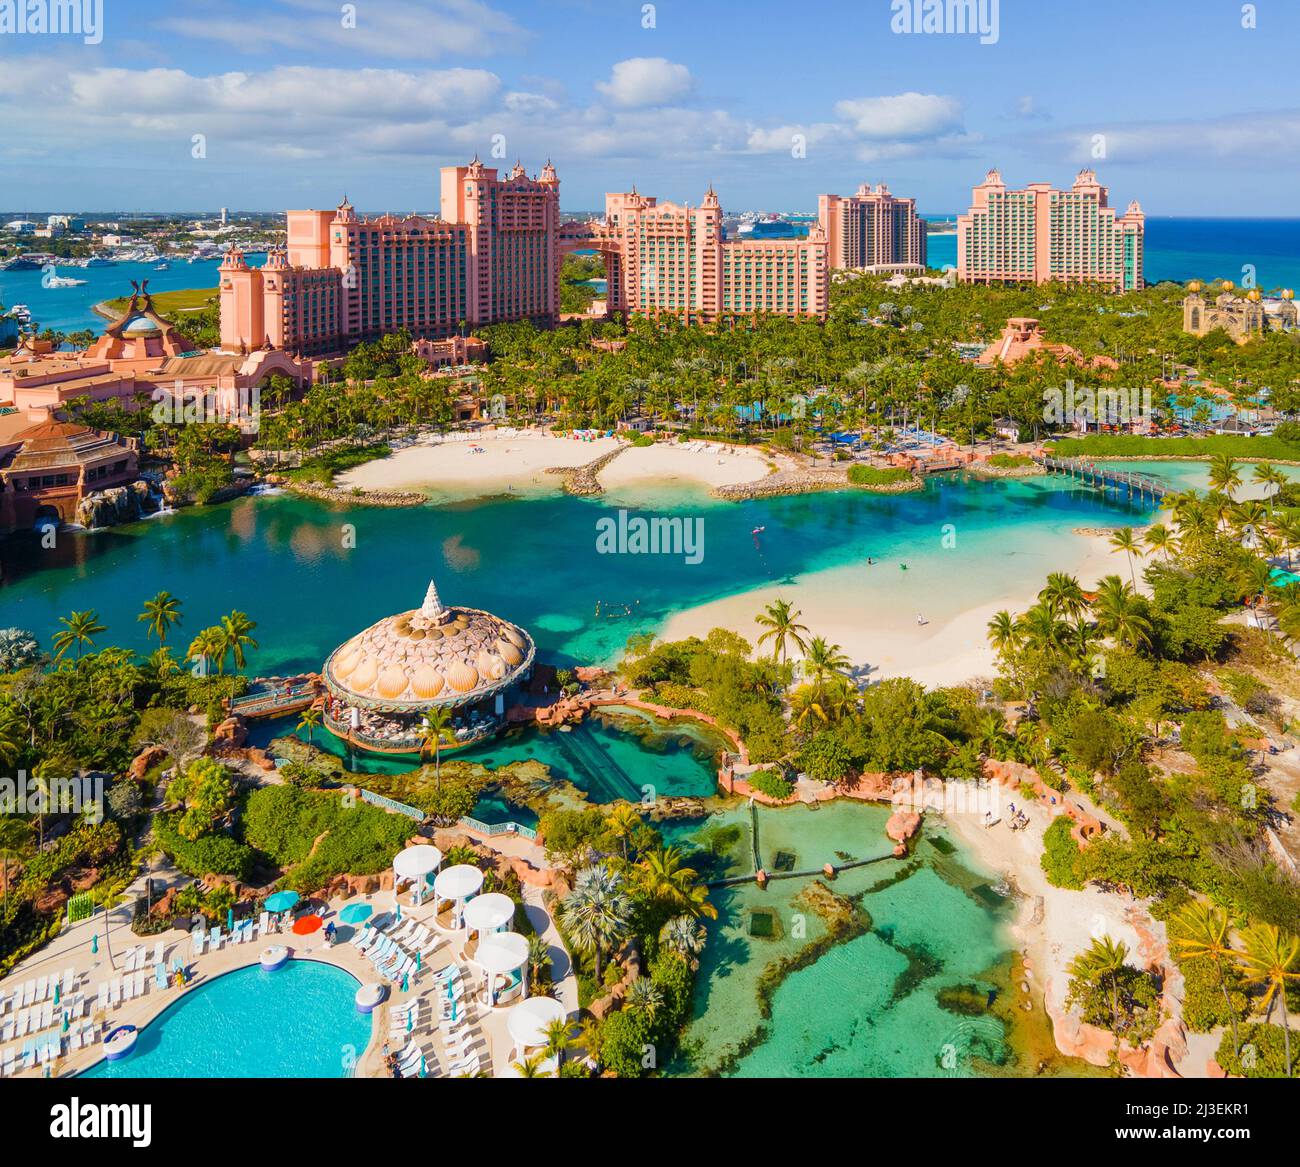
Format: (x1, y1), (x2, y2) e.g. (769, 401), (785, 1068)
(605, 803), (642, 861)
(52, 610), (105, 661)
(625, 977), (664, 1016)
(660, 914), (707, 960)
(218, 610), (259, 671)
(526, 933), (552, 994)
(1252, 461), (1286, 512)
(1169, 901), (1241, 1061)
(1143, 524), (1174, 562)
(1272, 513), (1300, 568)
(185, 626), (226, 675)
(986, 610), (1020, 656)
(296, 706), (322, 743)
(562, 864), (632, 983)
(146, 646), (181, 678)
(803, 636), (851, 686)
(541, 1017), (572, 1065)
(1068, 935), (1132, 1055)
(1038, 572), (1088, 624)
(1236, 923), (1300, 1078)
(1208, 453), (1242, 501)
(635, 846), (716, 918)
(754, 598), (810, 664)
(511, 1052), (552, 1078)
(420, 706), (454, 792)
(138, 591), (182, 647)
(1108, 527), (1144, 589)
(1091, 578), (1153, 651)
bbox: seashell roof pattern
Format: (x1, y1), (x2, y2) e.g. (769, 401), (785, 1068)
(323, 590), (534, 711)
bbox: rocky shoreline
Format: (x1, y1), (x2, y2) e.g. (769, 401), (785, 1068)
(965, 462), (1045, 480)
(543, 445), (626, 495)
(277, 479), (427, 508)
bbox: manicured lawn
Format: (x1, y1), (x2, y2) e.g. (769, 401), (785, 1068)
(1048, 434), (1300, 461)
(104, 286), (217, 315)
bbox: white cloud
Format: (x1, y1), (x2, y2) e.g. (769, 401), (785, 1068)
(160, 0), (528, 61)
(1052, 112), (1300, 165)
(834, 93), (963, 140)
(595, 58), (693, 108)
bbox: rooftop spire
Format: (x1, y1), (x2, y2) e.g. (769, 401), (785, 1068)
(420, 578), (447, 622)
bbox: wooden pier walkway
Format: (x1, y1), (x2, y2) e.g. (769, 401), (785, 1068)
(1035, 454), (1169, 503)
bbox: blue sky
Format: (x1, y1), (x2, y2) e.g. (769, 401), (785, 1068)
(1, 0), (1298, 215)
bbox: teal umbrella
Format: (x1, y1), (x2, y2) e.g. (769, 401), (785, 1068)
(264, 891), (299, 913)
(90, 934), (98, 955)
(61, 1013), (69, 1035)
(53, 982), (60, 1006)
(406, 1007), (413, 1032)
(415, 951), (421, 972)
(401, 971), (409, 994)
(339, 903), (372, 925)
(227, 907), (234, 931)
(395, 901), (402, 922)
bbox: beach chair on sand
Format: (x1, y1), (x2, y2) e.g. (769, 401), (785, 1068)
(258, 911), (271, 938)
(209, 927), (223, 951)
(96, 983), (108, 1011)
(134, 970), (147, 998)
(191, 926), (206, 958)
(34, 977), (47, 1003)
(62, 968), (76, 996)
(151, 942), (164, 967)
(107, 979), (121, 1008)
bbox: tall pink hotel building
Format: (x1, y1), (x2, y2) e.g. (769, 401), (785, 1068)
(817, 183), (927, 274)
(588, 187), (829, 320)
(957, 169), (1145, 291)
(220, 158), (562, 356)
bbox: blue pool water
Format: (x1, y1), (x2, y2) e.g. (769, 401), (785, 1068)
(81, 960), (371, 1078)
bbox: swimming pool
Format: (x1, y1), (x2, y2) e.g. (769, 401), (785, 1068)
(81, 959), (372, 1078)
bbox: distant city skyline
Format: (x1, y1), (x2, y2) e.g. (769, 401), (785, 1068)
(1, 0), (1298, 215)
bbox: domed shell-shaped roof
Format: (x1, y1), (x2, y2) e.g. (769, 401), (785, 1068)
(323, 581), (534, 711)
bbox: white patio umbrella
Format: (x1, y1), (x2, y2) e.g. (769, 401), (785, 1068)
(461, 892), (514, 939)
(432, 864), (483, 929)
(393, 845), (443, 906)
(474, 931), (529, 1007)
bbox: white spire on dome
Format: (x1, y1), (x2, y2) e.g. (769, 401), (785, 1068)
(420, 578), (448, 621)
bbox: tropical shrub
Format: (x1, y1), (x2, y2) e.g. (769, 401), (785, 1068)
(1040, 816), (1086, 890)
(747, 769), (794, 800)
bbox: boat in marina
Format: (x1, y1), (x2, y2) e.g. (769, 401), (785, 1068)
(43, 274), (87, 288)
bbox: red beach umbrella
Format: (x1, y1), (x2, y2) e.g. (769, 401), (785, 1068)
(292, 914), (323, 935)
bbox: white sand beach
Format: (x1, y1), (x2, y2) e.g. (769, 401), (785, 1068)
(336, 433), (772, 498)
(660, 532), (1121, 690)
(597, 442), (773, 490)
(337, 432), (620, 496)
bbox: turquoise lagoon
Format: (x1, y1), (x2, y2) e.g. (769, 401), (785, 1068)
(0, 471), (1156, 674)
(661, 803), (1027, 1077)
(81, 960), (370, 1078)
(253, 703), (724, 823)
(2, 471), (1157, 1077)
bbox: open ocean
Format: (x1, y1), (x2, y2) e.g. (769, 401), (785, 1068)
(3, 218), (1299, 336)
